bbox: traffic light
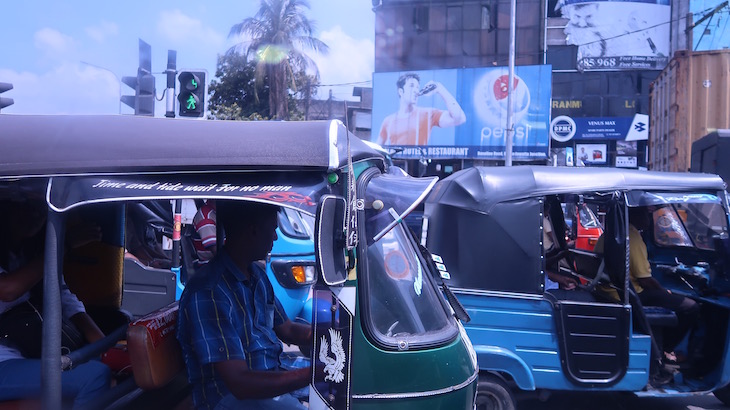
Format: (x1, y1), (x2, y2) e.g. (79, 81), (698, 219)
(177, 70), (206, 117)
(121, 39), (155, 116)
(0, 82), (14, 112)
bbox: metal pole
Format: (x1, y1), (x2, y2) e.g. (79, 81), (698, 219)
(505, 0), (517, 166)
(42, 210), (65, 410)
(80, 61), (121, 114)
(166, 50), (177, 118)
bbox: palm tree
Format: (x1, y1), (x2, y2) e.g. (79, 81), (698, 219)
(228, 0), (328, 120)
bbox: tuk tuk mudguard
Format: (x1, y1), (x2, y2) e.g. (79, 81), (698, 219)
(473, 345), (535, 391)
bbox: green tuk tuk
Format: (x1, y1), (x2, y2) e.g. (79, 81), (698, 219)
(0, 115), (477, 409)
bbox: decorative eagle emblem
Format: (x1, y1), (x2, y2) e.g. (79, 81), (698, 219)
(319, 328), (346, 383)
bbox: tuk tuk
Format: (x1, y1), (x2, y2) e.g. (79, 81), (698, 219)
(422, 165), (730, 408)
(0, 114), (477, 409)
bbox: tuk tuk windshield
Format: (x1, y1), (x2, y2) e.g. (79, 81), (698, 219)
(362, 175), (456, 349)
(579, 204), (601, 229)
(652, 203), (729, 250)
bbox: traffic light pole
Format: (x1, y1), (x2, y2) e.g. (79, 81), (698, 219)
(165, 50), (177, 118)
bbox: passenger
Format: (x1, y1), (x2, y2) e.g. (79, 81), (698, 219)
(596, 207), (700, 361)
(192, 199), (217, 266)
(177, 201), (312, 410)
(0, 199), (111, 408)
(544, 213), (578, 291)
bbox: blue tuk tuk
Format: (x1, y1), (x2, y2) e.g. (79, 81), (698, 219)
(423, 166), (730, 408)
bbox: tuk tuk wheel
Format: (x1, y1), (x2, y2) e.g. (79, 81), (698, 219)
(476, 374), (516, 410)
(713, 384), (730, 406)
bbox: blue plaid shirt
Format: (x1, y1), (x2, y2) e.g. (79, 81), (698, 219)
(177, 249), (288, 409)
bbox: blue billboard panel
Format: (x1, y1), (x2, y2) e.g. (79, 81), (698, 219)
(549, 114), (649, 142)
(371, 65), (552, 160)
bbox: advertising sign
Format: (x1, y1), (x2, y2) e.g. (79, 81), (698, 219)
(550, 114), (648, 142)
(553, 0), (670, 71)
(576, 143), (607, 165)
(615, 140), (638, 168)
(371, 65), (552, 160)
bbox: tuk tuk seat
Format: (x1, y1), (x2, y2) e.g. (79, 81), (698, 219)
(126, 301), (185, 390)
(643, 306), (678, 327)
(566, 248), (608, 292)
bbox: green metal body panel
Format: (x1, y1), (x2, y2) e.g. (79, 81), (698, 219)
(348, 283), (478, 409)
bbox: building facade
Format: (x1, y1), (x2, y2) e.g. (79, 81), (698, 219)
(371, 0), (689, 175)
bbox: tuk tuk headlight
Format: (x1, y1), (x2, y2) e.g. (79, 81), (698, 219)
(291, 265), (316, 284)
(271, 260), (316, 288)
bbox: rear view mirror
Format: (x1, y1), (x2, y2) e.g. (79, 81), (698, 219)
(315, 195), (348, 286)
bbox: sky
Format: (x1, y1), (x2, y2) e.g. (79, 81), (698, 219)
(0, 1), (376, 116)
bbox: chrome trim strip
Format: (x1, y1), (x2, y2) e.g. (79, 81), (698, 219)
(328, 120), (340, 171)
(351, 368), (478, 400)
(450, 287), (625, 308)
(450, 287), (545, 300)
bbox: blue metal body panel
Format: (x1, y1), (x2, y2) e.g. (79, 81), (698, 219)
(266, 228), (316, 321)
(458, 292), (652, 391)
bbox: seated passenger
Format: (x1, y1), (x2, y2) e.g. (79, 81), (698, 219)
(0, 199), (111, 408)
(192, 199), (217, 266)
(544, 213), (578, 292)
(595, 206), (700, 361)
(177, 201), (312, 410)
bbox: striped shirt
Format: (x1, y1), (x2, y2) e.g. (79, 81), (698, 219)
(177, 249), (288, 409)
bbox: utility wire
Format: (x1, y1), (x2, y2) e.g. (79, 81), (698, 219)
(564, 4), (729, 48)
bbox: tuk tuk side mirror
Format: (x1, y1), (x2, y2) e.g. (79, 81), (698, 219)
(315, 195), (348, 286)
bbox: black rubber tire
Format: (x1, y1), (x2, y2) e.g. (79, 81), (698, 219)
(713, 384), (730, 406)
(475, 374), (517, 410)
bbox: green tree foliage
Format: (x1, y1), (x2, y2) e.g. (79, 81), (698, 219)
(207, 52), (319, 121)
(228, 0), (328, 120)
(208, 53), (270, 120)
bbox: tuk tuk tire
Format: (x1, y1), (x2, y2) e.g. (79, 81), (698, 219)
(713, 384), (730, 406)
(476, 374), (516, 410)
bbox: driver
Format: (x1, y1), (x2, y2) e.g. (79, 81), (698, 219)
(596, 206), (700, 362)
(177, 201), (313, 410)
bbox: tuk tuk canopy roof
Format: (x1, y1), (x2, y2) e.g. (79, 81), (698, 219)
(426, 166), (727, 214)
(0, 115), (381, 177)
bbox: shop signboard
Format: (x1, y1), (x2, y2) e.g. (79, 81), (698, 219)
(550, 114), (648, 142)
(371, 65), (552, 160)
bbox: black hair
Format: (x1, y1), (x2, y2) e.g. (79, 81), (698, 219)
(216, 200), (280, 236)
(396, 73), (420, 91)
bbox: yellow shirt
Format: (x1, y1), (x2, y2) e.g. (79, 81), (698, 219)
(594, 224), (652, 294)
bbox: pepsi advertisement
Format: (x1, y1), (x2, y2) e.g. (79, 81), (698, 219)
(371, 65), (552, 160)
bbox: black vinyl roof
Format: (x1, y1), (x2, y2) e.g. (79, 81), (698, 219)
(0, 115), (380, 177)
(426, 166), (727, 213)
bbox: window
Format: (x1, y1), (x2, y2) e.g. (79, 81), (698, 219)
(413, 6), (429, 32)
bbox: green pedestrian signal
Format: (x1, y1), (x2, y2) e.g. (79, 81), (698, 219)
(186, 95), (197, 110)
(177, 70), (206, 118)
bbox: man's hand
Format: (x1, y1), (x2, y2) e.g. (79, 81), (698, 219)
(558, 275), (578, 290)
(275, 320), (312, 347)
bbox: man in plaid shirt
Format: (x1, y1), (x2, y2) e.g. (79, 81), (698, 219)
(177, 201), (312, 409)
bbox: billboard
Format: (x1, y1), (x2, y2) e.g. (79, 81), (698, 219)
(553, 0), (670, 71)
(371, 66), (552, 160)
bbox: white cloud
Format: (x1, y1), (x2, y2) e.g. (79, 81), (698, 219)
(157, 9), (225, 49)
(34, 28), (74, 56)
(85, 21), (119, 43)
(0, 64), (121, 115)
(310, 26), (374, 101)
